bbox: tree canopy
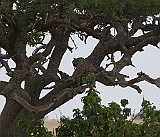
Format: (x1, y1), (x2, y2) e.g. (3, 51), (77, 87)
(0, 0), (160, 136)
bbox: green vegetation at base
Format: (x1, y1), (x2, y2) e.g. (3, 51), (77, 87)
(16, 87), (160, 137)
(56, 88), (160, 137)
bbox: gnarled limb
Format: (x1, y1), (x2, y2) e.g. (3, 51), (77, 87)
(0, 56), (12, 74)
(137, 72), (160, 88)
(10, 85), (87, 113)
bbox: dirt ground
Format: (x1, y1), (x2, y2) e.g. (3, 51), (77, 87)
(44, 120), (60, 135)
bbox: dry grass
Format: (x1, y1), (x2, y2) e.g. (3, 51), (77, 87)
(44, 120), (60, 136)
(44, 119), (142, 137)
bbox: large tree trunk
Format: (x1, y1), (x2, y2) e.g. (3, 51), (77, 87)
(0, 103), (45, 137)
(0, 100), (24, 136)
(0, 29), (71, 137)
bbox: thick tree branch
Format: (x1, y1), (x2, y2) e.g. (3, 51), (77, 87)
(0, 53), (10, 59)
(29, 36), (55, 64)
(137, 72), (160, 88)
(129, 19), (142, 37)
(96, 71), (117, 86)
(12, 84), (86, 113)
(126, 28), (160, 49)
(38, 77), (75, 105)
(129, 35), (160, 54)
(0, 57), (12, 73)
(115, 72), (160, 93)
(140, 24), (159, 32)
(112, 16), (129, 52)
(46, 30), (69, 80)
(85, 38), (118, 66)
(0, 81), (8, 95)
(0, 24), (10, 51)
(24, 30), (70, 101)
(37, 86), (87, 117)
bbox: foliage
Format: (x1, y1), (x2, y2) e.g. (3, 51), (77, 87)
(0, 0), (159, 46)
(14, 115), (53, 137)
(14, 88), (160, 137)
(82, 73), (95, 85)
(75, 0), (160, 18)
(56, 88), (160, 137)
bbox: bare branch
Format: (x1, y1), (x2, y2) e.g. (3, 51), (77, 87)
(46, 30), (69, 79)
(0, 57), (12, 73)
(126, 29), (160, 49)
(130, 35), (160, 54)
(137, 72), (160, 88)
(112, 54), (134, 74)
(129, 19), (142, 37)
(0, 53), (10, 59)
(70, 35), (78, 49)
(0, 81), (8, 95)
(29, 40), (55, 64)
(32, 44), (47, 55)
(130, 85), (142, 94)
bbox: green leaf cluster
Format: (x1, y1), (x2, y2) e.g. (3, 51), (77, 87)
(27, 30), (45, 46)
(82, 73), (95, 84)
(138, 99), (160, 136)
(74, 0), (160, 19)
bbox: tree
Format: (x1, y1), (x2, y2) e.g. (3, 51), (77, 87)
(56, 87), (160, 137)
(0, 0), (160, 136)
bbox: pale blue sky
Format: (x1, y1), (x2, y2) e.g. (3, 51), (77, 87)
(0, 31), (160, 119)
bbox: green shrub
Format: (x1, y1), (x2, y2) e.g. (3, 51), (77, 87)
(56, 88), (160, 137)
(15, 116), (53, 137)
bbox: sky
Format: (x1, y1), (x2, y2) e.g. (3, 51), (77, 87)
(0, 30), (160, 120)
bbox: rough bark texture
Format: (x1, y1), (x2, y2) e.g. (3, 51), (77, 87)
(0, 0), (160, 136)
